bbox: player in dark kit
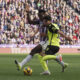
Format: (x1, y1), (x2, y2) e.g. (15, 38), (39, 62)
(15, 9), (49, 71)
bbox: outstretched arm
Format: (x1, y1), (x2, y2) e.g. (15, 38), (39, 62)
(26, 5), (39, 25)
(58, 30), (72, 41)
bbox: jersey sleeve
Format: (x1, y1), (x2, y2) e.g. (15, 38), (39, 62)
(48, 23), (59, 33)
(52, 23), (59, 30)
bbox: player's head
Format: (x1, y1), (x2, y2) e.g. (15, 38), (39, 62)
(38, 9), (46, 21)
(43, 15), (52, 26)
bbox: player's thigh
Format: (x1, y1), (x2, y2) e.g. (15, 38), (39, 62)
(45, 45), (60, 55)
(31, 44), (42, 54)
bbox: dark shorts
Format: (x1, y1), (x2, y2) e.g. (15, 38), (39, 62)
(45, 45), (60, 55)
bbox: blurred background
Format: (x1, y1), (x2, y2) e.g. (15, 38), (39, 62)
(0, 0), (80, 47)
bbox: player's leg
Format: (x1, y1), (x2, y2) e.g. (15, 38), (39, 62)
(15, 44), (42, 70)
(38, 55), (50, 75)
(38, 43), (51, 75)
(42, 45), (68, 72)
(38, 41), (49, 64)
(42, 45), (59, 60)
(38, 45), (59, 74)
(24, 40), (49, 68)
(39, 48), (57, 74)
(56, 54), (68, 72)
(37, 41), (50, 75)
(42, 54), (68, 72)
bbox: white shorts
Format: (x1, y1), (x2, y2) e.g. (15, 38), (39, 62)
(39, 41), (49, 50)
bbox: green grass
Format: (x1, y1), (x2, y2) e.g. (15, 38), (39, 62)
(0, 54), (80, 80)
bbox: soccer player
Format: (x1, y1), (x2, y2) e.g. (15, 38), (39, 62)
(15, 14), (69, 75)
(15, 9), (49, 71)
(39, 15), (72, 75)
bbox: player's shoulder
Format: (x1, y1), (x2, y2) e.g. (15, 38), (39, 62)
(52, 23), (59, 29)
(52, 23), (58, 27)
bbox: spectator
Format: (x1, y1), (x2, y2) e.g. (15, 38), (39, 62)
(0, 0), (79, 45)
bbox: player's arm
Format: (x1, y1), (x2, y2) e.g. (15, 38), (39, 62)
(50, 24), (72, 41)
(27, 13), (39, 24)
(58, 30), (72, 41)
(26, 4), (39, 25)
(40, 33), (47, 37)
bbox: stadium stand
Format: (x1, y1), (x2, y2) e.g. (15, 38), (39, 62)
(0, 0), (80, 45)
(64, 0), (80, 14)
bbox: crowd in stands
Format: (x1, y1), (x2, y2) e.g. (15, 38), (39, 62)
(64, 0), (80, 14)
(0, 0), (80, 45)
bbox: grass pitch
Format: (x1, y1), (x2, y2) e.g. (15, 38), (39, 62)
(0, 54), (80, 80)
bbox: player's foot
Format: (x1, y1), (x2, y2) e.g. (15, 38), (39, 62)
(15, 60), (21, 71)
(62, 63), (68, 72)
(40, 71), (51, 75)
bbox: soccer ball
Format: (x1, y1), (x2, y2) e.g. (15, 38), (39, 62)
(23, 67), (32, 76)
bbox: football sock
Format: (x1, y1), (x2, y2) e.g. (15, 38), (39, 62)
(56, 55), (64, 66)
(38, 55), (48, 71)
(56, 60), (64, 66)
(46, 60), (48, 65)
(20, 55), (32, 67)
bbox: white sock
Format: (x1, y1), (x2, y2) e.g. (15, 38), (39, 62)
(59, 61), (64, 66)
(46, 60), (48, 65)
(20, 55), (32, 67)
(56, 55), (64, 66)
(56, 59), (64, 66)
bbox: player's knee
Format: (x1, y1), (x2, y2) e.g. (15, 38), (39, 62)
(30, 45), (42, 56)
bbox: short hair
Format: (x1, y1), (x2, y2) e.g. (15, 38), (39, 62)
(38, 9), (46, 13)
(43, 15), (51, 21)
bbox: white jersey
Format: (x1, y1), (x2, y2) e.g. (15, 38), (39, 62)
(38, 21), (48, 50)
(38, 21), (47, 41)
